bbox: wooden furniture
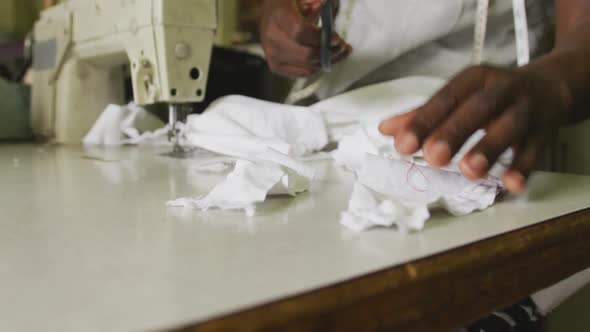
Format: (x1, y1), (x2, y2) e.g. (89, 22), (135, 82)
(180, 209), (590, 332)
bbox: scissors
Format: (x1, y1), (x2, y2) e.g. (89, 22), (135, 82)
(320, 0), (334, 72)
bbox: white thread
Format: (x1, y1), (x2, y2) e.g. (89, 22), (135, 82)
(285, 77), (325, 104)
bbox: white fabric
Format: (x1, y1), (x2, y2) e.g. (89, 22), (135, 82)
(310, 77), (445, 170)
(312, 78), (507, 231)
(167, 95), (327, 215)
(185, 95), (328, 157)
(84, 77), (581, 314)
(341, 155), (500, 232)
(167, 156), (313, 217)
(83, 103), (169, 146)
(317, 0), (551, 99)
(164, 78), (503, 230)
(312, 76), (445, 142)
(85, 78), (502, 228)
(317, 0), (463, 99)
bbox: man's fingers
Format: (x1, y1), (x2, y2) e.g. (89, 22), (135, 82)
(265, 35), (347, 77)
(331, 42), (353, 64)
(266, 8), (349, 67)
(269, 33), (323, 66)
(298, 0), (322, 15)
(459, 98), (531, 179)
(265, 48), (319, 78)
(261, 0), (352, 78)
(383, 111), (421, 155)
(396, 66), (489, 155)
(379, 111), (418, 137)
(502, 133), (546, 193)
(424, 80), (515, 167)
(271, 63), (317, 78)
(265, 26), (321, 68)
(276, 6), (323, 47)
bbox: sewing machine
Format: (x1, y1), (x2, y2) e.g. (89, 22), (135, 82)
(30, 0), (218, 146)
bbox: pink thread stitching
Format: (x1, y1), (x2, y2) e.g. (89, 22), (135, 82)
(403, 160), (430, 192)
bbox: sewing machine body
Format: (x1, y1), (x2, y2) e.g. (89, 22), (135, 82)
(31, 0), (217, 143)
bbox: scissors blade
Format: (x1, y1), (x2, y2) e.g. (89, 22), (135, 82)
(320, 0), (333, 72)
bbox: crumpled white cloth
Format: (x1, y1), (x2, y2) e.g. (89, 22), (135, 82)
(312, 77), (445, 171)
(313, 76), (445, 142)
(83, 103), (170, 146)
(341, 154), (501, 232)
(167, 95), (328, 215)
(167, 154), (314, 216)
(85, 78), (503, 227)
(186, 95), (328, 157)
(83, 77), (503, 223)
(307, 78), (506, 232)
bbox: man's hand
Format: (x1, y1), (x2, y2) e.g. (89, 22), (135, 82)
(260, 0), (352, 78)
(379, 65), (571, 193)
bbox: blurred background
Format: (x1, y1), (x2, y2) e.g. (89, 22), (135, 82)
(0, 0), (44, 81)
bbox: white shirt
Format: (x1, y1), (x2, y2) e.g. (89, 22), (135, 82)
(315, 0), (553, 99)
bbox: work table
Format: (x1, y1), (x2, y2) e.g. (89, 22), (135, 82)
(1, 144), (589, 332)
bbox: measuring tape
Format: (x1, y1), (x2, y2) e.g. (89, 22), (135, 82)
(473, 0), (530, 66)
(472, 0), (489, 65)
(512, 0), (530, 66)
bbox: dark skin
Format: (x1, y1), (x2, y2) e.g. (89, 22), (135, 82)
(260, 0), (352, 78)
(379, 0), (590, 193)
(261, 0), (590, 193)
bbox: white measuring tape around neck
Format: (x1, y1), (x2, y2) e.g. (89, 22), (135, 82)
(512, 0), (530, 66)
(473, 0), (531, 66)
(472, 0), (490, 65)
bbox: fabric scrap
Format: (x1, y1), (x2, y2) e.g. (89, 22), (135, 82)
(83, 103), (168, 146)
(341, 154), (501, 232)
(167, 149), (314, 216)
(168, 96), (327, 215)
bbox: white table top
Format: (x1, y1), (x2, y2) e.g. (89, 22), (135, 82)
(1, 144), (590, 332)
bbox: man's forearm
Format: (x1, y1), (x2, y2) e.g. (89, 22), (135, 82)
(526, 1), (590, 123)
(557, 22), (590, 123)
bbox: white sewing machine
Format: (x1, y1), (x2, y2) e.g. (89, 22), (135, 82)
(31, 0), (218, 145)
